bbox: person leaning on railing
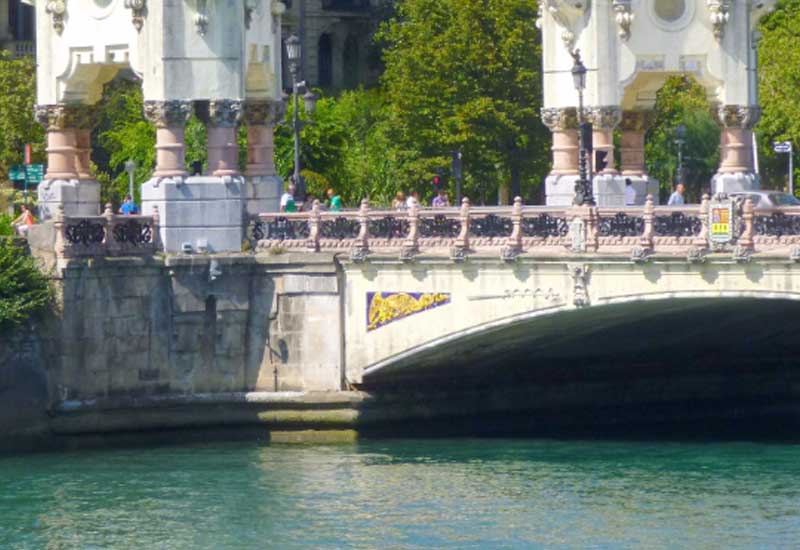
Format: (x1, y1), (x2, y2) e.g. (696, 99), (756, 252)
(10, 204), (35, 237)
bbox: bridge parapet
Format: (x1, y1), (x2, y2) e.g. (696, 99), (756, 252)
(53, 203), (159, 258)
(255, 195), (800, 262)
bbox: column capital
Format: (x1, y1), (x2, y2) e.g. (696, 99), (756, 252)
(208, 99), (243, 128)
(713, 104), (761, 129)
(586, 106), (622, 130)
(618, 110), (655, 132)
(34, 104), (95, 131)
(242, 99), (286, 126)
(143, 100), (193, 128)
(540, 107), (578, 131)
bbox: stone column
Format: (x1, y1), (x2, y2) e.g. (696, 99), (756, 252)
(619, 110), (655, 176)
(35, 104), (78, 181)
(143, 100), (193, 178)
(541, 107), (579, 176)
(714, 105), (760, 175)
(243, 99), (283, 178)
(208, 99), (242, 177)
(73, 105), (95, 180)
(587, 106), (622, 174)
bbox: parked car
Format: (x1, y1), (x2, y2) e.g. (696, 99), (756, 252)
(729, 191), (800, 210)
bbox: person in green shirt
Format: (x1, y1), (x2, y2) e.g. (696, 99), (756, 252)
(327, 188), (343, 212)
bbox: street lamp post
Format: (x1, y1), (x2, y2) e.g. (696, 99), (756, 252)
(285, 34), (304, 201)
(124, 159), (136, 200)
(571, 49), (592, 206)
(674, 124), (687, 185)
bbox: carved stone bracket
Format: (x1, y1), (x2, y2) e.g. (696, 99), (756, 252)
(45, 0), (66, 34)
(613, 0), (634, 41)
(713, 104), (761, 129)
(541, 107), (579, 131)
(708, 0), (731, 40)
(568, 264), (590, 307)
(209, 99), (243, 128)
(143, 100), (193, 128)
(536, 0), (588, 51)
(124, 0), (147, 32)
(195, 0), (209, 35)
(586, 106), (622, 130)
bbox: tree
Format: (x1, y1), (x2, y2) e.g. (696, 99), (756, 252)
(645, 75), (718, 202)
(757, 0), (800, 192)
(0, 239), (50, 331)
(0, 54), (44, 179)
(377, 0), (550, 203)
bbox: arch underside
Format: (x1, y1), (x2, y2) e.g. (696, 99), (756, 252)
(359, 296), (800, 434)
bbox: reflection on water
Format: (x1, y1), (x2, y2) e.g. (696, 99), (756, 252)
(1, 439), (799, 549)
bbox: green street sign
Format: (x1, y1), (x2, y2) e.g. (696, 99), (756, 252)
(9, 164), (25, 181)
(25, 164), (44, 184)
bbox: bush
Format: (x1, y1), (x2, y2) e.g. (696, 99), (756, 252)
(0, 239), (50, 331)
(0, 214), (12, 237)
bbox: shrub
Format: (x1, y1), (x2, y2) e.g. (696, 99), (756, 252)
(0, 239), (50, 331)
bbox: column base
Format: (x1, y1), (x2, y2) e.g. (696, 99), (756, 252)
(141, 175), (244, 254)
(546, 174), (660, 207)
(245, 175), (283, 218)
(37, 178), (101, 221)
(545, 173), (580, 206)
(712, 172), (760, 195)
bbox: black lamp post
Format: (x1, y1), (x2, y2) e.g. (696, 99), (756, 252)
(674, 124), (687, 185)
(286, 34), (304, 200)
(571, 49), (593, 206)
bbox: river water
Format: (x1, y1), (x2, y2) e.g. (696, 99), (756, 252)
(1, 439), (799, 549)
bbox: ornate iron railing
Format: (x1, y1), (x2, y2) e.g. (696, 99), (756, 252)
(55, 203), (158, 258)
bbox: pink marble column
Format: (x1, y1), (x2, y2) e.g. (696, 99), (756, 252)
(714, 105), (760, 175)
(541, 107), (579, 175)
(587, 106), (622, 174)
(619, 110), (655, 176)
(35, 105), (77, 180)
(143, 100), (193, 177)
(208, 99), (242, 177)
(243, 100), (283, 177)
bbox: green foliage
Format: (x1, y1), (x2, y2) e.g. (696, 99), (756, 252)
(757, 0), (800, 191)
(0, 214), (12, 237)
(0, 54), (44, 180)
(0, 239), (50, 331)
(377, 0), (550, 203)
(645, 76), (718, 202)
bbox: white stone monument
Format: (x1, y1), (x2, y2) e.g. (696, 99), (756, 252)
(538, 0), (777, 205)
(30, 0), (286, 253)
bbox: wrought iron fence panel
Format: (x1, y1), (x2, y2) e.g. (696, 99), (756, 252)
(598, 213), (644, 237)
(521, 214), (569, 238)
(65, 219), (105, 246)
(263, 217), (310, 240)
(419, 215), (461, 238)
(470, 214), (513, 238)
(754, 213), (800, 237)
(112, 220), (153, 246)
(369, 216), (409, 240)
(654, 212), (702, 237)
(320, 217), (360, 240)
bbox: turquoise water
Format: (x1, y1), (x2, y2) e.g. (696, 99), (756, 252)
(1, 439), (799, 549)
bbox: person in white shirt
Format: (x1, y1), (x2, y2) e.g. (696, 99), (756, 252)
(406, 190), (420, 209)
(625, 178), (637, 206)
(280, 184), (297, 213)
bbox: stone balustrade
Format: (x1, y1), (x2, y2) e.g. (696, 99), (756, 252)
(54, 203), (159, 258)
(254, 196), (800, 262)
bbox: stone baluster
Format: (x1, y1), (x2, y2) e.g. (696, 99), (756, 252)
(694, 194), (710, 248)
(350, 198), (370, 262)
(53, 203), (66, 258)
(208, 99), (242, 177)
(586, 206), (599, 252)
(451, 197), (471, 260)
(151, 204), (161, 251)
(143, 100), (193, 178)
(738, 197), (755, 253)
(502, 196), (523, 261)
(307, 200), (321, 251)
(401, 202), (420, 260)
(640, 194), (654, 252)
(243, 99), (283, 178)
(103, 202), (114, 253)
